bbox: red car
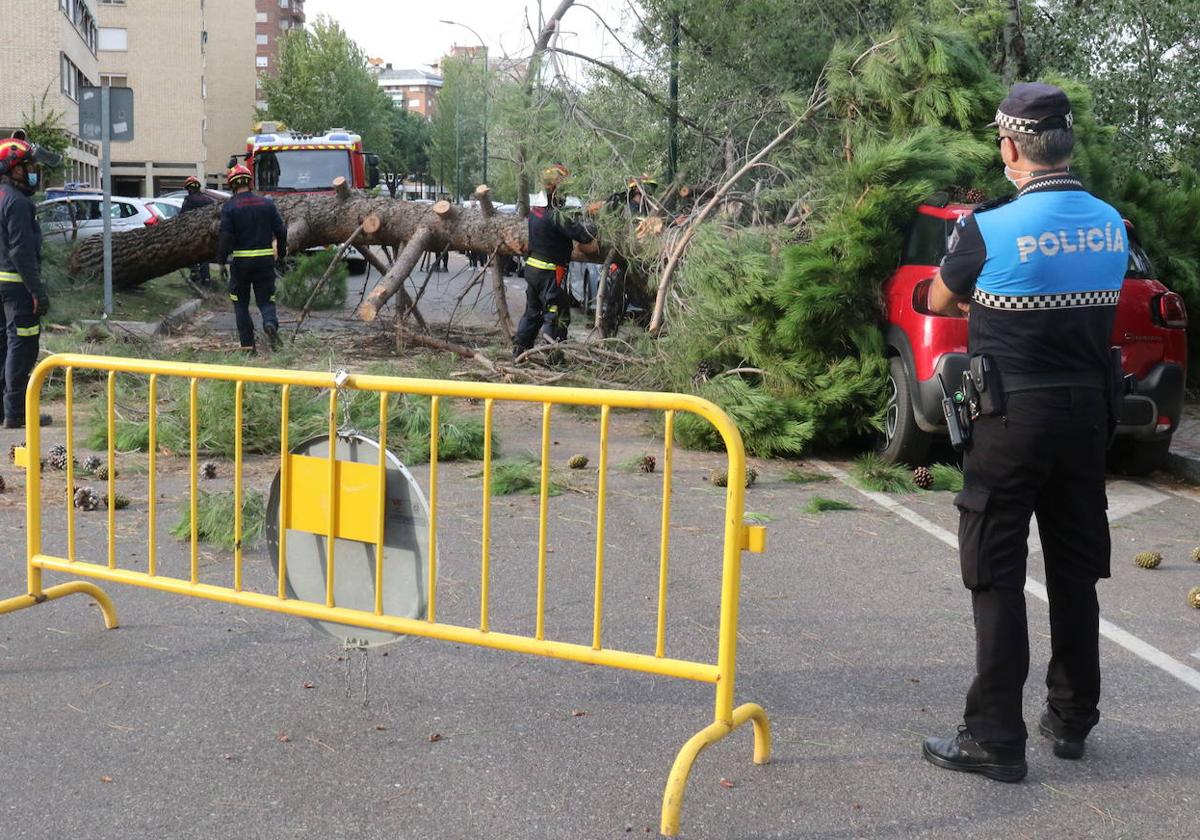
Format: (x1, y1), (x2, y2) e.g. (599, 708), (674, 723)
(879, 196), (1188, 475)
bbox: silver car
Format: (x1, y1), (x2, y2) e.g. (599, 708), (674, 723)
(37, 194), (163, 244)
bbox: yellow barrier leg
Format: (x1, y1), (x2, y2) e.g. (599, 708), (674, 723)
(0, 581), (119, 629)
(659, 703), (771, 837)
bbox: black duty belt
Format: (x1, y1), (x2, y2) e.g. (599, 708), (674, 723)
(1003, 370), (1105, 393)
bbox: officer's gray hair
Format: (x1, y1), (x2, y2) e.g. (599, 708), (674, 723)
(1006, 127), (1075, 167)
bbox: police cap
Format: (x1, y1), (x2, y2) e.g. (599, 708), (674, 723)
(987, 82), (1073, 135)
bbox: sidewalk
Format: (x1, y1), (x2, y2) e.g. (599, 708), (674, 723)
(1167, 399), (1200, 484)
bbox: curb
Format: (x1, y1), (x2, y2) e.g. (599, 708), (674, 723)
(157, 298), (202, 334)
(1165, 451), (1200, 486)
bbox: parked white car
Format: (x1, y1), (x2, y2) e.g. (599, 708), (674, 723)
(145, 197), (183, 219)
(37, 194), (163, 243)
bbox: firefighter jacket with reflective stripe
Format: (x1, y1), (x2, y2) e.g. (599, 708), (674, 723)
(0, 181), (44, 297)
(527, 201), (594, 267)
(216, 191), (287, 264)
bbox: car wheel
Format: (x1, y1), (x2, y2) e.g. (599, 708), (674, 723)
(347, 259), (367, 276)
(876, 356), (932, 466)
(1107, 437), (1171, 477)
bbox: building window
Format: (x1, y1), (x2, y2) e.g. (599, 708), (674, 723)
(256, 12), (268, 22)
(408, 99), (421, 108)
(256, 56), (269, 68)
(61, 54), (79, 101)
(100, 0), (126, 4)
(98, 27), (127, 51)
(100, 74), (128, 88)
(279, 0), (290, 7)
(201, 77), (207, 98)
(256, 34), (269, 46)
(256, 100), (269, 111)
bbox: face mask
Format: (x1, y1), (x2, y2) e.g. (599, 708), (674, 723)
(26, 172), (39, 189)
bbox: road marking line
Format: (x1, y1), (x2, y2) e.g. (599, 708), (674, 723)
(814, 460), (1200, 694)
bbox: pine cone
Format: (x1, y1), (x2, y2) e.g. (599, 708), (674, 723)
(692, 360), (717, 386)
(102, 492), (131, 510)
(47, 444), (72, 471)
(74, 486), (101, 512)
(710, 468), (729, 487)
(1189, 587), (1200, 610)
(913, 466), (933, 490)
(7, 443), (16, 464)
(1192, 546), (1200, 563)
(201, 461), (218, 480)
(1134, 551), (1162, 570)
(964, 187), (987, 203)
(0, 472), (5, 493)
(93, 463), (116, 481)
(81, 455), (102, 475)
(638, 454), (656, 473)
(746, 466), (759, 488)
(567, 454), (589, 469)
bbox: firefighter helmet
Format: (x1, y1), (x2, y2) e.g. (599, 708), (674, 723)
(0, 138), (62, 176)
(627, 173), (659, 192)
(226, 164), (252, 187)
(542, 163), (570, 188)
(184, 175), (202, 192)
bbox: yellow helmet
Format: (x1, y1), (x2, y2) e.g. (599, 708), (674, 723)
(542, 163), (570, 187)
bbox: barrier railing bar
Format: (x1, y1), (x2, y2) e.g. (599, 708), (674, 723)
(106, 371), (116, 570)
(233, 381), (245, 592)
(30, 553), (722, 684)
(189, 377), (198, 585)
(656, 410), (675, 659)
(535, 402), (552, 641)
(480, 398), (493, 632)
(592, 405), (611, 651)
(427, 395), (440, 623)
(374, 392), (388, 616)
(277, 385), (290, 601)
(147, 374), (157, 576)
(65, 367), (76, 563)
(325, 388), (337, 608)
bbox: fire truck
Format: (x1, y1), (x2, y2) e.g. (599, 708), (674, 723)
(232, 124), (381, 273)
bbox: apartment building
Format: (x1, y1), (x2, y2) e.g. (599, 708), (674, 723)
(0, 0), (101, 187)
(255, 0), (304, 108)
(96, 0), (256, 195)
(372, 64), (442, 117)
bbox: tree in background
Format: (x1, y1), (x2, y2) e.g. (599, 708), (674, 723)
(21, 87), (71, 183)
(385, 107), (432, 190)
(427, 55), (487, 200)
(259, 16), (395, 161)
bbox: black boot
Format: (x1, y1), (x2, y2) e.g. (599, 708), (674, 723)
(4, 413), (52, 429)
(1038, 708), (1087, 760)
(922, 726), (1027, 782)
(264, 322), (281, 350)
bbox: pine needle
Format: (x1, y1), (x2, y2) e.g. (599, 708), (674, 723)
(851, 453), (916, 493)
(781, 468), (831, 484)
(170, 490), (266, 552)
(929, 463), (964, 492)
(804, 496), (856, 513)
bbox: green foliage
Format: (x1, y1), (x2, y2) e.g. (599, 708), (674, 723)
(21, 87), (71, 181)
(781, 468), (832, 484)
(259, 16), (395, 160)
(276, 248), (348, 310)
(929, 463), (964, 492)
(428, 55), (488, 200)
(171, 490), (266, 552)
(386, 107), (432, 181)
(804, 496), (857, 513)
(486, 459), (565, 497)
(852, 453), (917, 493)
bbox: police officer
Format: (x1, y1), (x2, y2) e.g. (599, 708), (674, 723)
(180, 175), (216, 286)
(922, 83), (1127, 781)
(513, 164), (595, 358)
(215, 164), (287, 352)
(0, 137), (60, 428)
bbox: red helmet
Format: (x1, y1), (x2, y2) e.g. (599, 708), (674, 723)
(0, 138), (61, 176)
(226, 164), (252, 187)
(184, 175), (202, 191)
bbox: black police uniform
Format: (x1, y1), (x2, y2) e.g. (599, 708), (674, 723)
(216, 191), (287, 350)
(181, 188), (217, 283)
(514, 200), (594, 355)
(938, 172), (1127, 754)
(0, 180), (46, 425)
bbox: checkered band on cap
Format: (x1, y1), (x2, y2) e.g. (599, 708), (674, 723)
(972, 288), (1119, 310)
(993, 109), (1074, 135)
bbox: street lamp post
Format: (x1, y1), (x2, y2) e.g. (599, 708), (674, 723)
(440, 19), (488, 187)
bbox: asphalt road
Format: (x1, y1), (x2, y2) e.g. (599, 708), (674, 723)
(2, 403), (1198, 840)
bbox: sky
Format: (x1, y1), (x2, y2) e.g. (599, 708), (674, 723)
(302, 0), (639, 74)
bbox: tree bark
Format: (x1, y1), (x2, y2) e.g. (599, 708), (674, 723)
(490, 257), (515, 337)
(358, 228), (433, 322)
(67, 189), (599, 289)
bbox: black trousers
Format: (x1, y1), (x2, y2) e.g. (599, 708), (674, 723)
(0, 283), (41, 423)
(514, 265), (570, 353)
(229, 257), (278, 349)
(957, 387), (1109, 749)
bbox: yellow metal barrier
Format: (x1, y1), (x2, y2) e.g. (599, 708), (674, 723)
(0, 353), (770, 836)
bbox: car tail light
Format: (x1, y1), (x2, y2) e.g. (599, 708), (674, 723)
(143, 214), (159, 226)
(912, 279), (966, 318)
(1154, 292), (1187, 328)
(1156, 416), (1173, 433)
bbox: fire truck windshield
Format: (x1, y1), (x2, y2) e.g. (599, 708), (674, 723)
(254, 149), (352, 192)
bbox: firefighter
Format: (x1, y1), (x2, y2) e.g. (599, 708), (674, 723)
(0, 137), (60, 428)
(513, 164), (595, 358)
(216, 164), (287, 353)
(180, 176), (216, 286)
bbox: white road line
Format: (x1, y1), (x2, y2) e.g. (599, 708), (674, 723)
(814, 459), (1200, 694)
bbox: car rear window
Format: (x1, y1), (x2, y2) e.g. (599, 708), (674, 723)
(1126, 241), (1155, 279)
(902, 214), (953, 267)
